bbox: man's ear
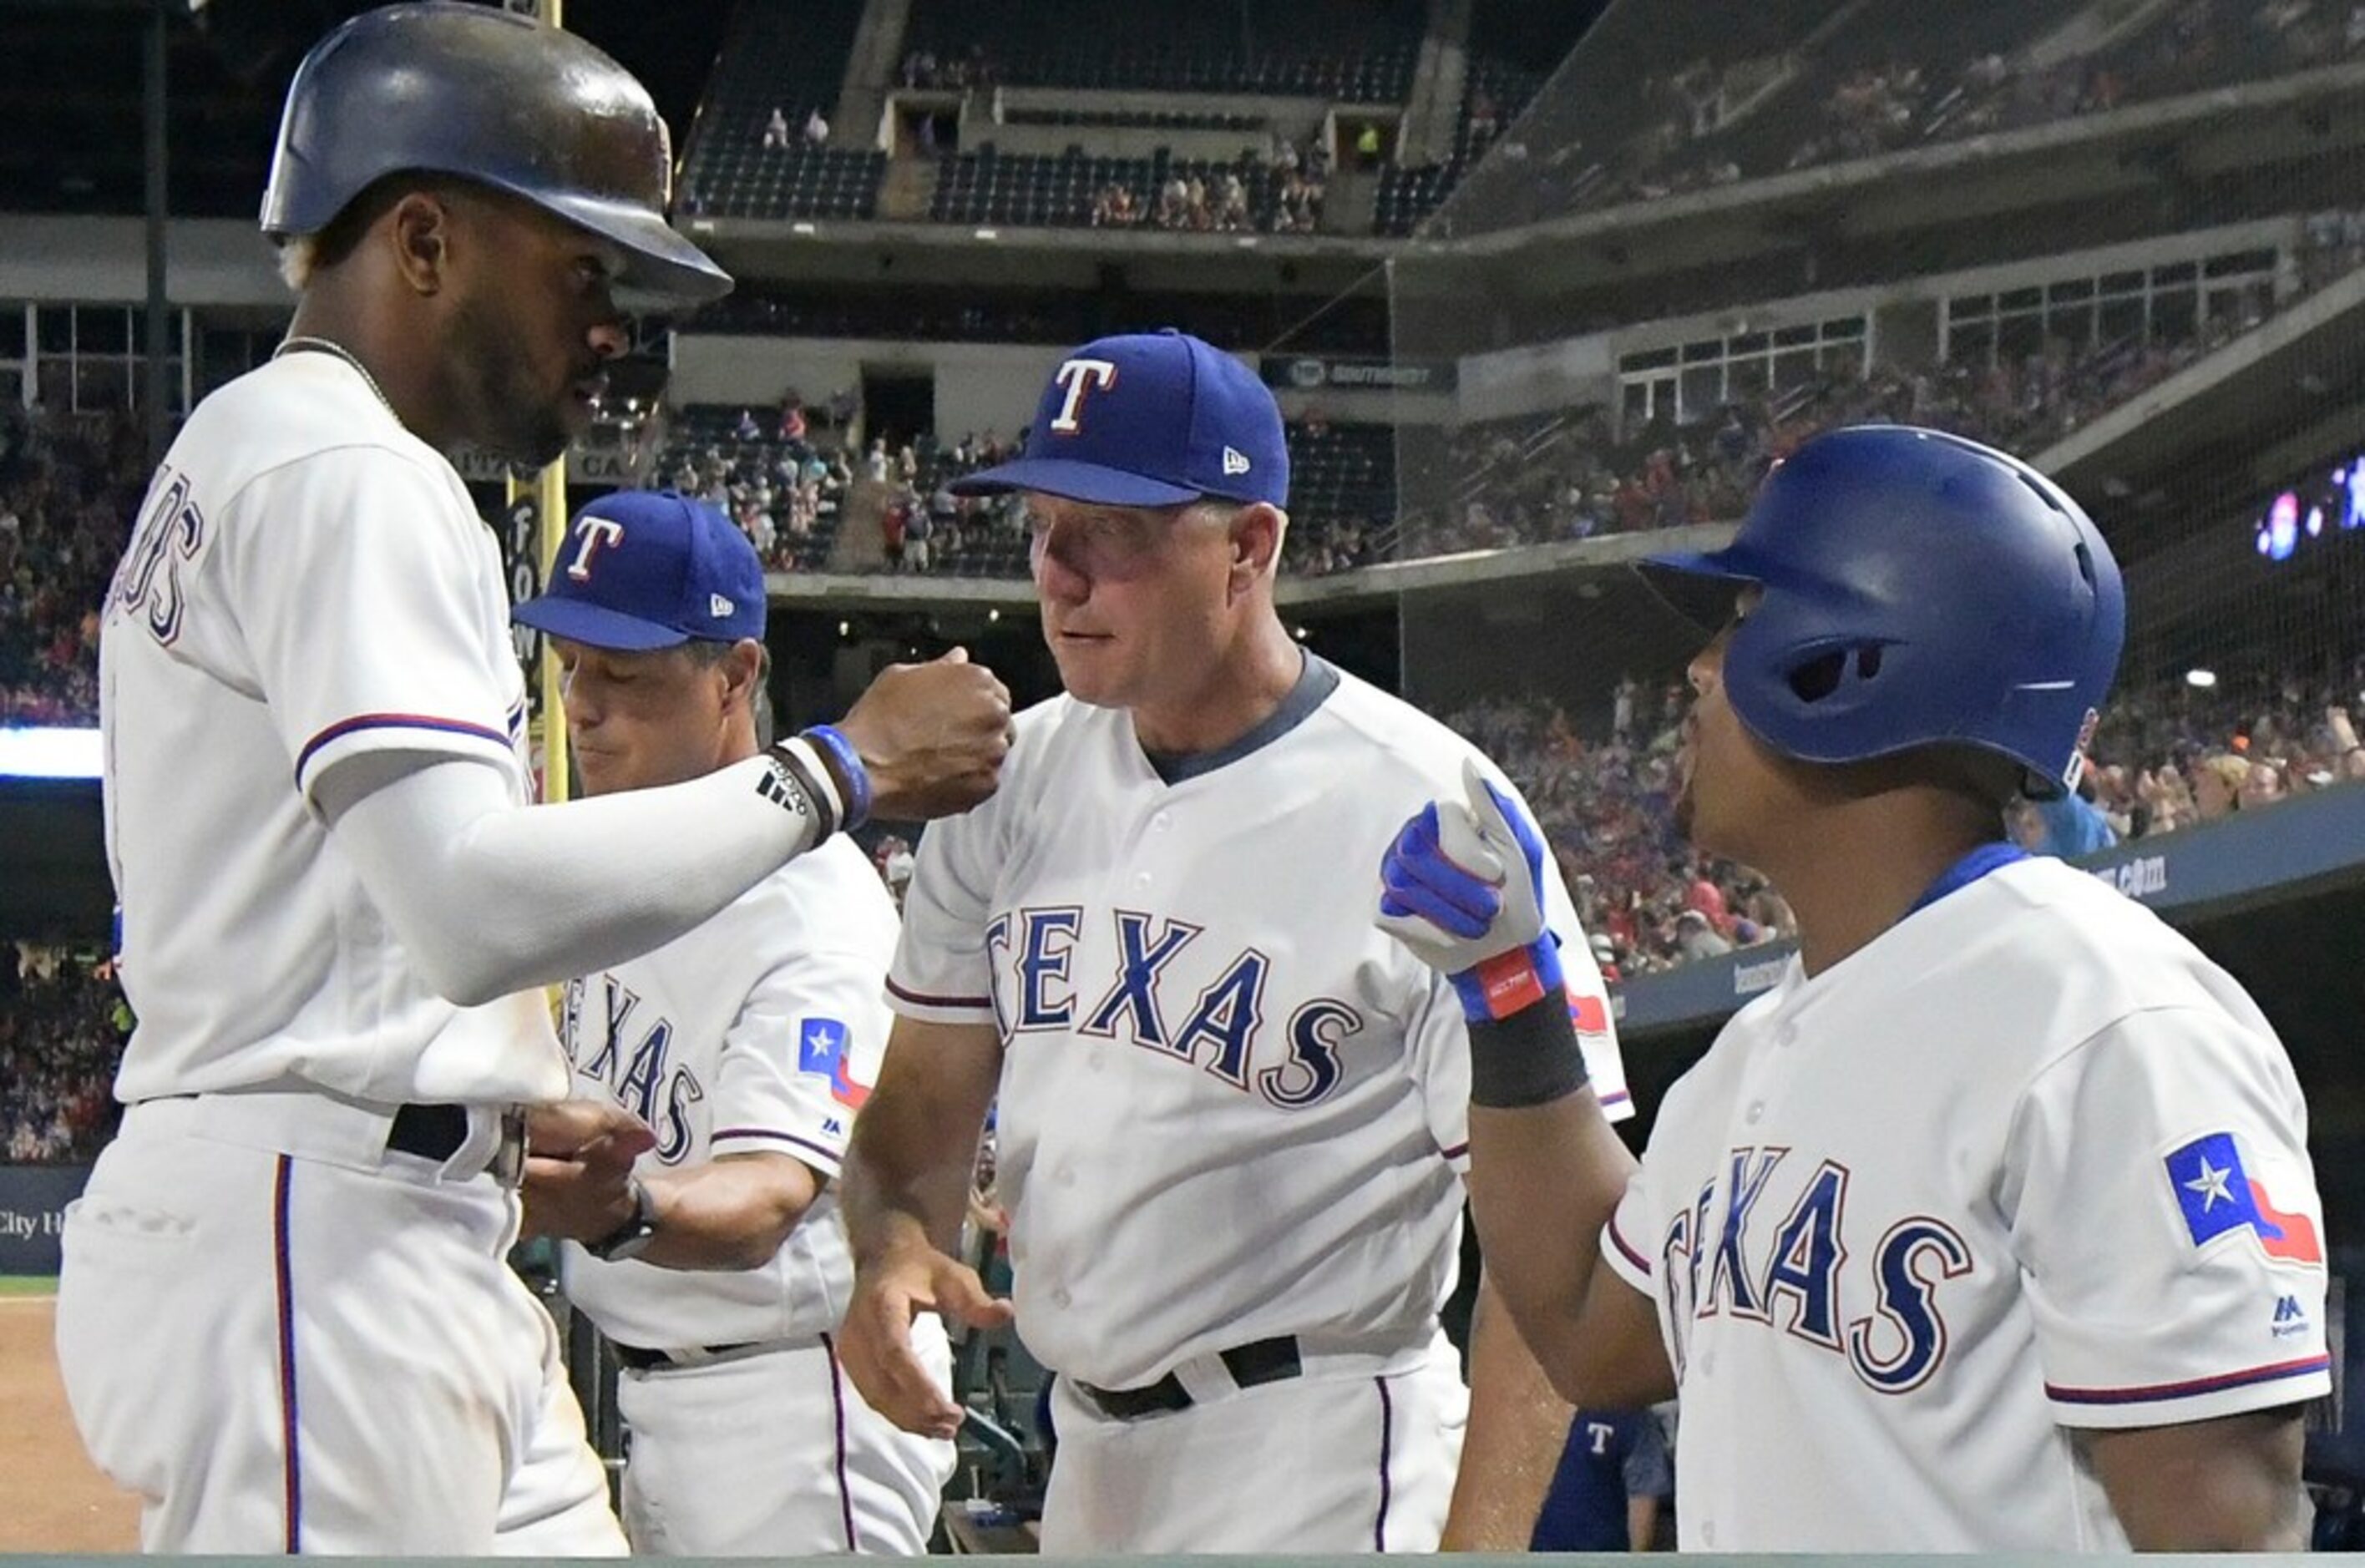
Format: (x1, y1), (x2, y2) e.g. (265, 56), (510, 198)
(1229, 502), (1286, 594)
(722, 638), (767, 707)
(387, 190), (455, 297)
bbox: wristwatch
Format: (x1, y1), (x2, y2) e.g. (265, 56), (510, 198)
(585, 1176), (661, 1262)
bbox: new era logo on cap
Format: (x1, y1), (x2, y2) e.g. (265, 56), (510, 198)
(511, 489), (767, 651)
(950, 329), (1289, 510)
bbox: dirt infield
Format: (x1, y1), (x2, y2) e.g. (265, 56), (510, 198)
(0, 1293), (140, 1550)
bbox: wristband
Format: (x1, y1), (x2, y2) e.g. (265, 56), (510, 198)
(1466, 990), (1592, 1109)
(760, 736), (843, 842)
(802, 723), (874, 830)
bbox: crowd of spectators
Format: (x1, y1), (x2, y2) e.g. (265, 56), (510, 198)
(1441, 684), (1798, 979)
(658, 394), (861, 574)
(1573, 0), (2362, 219)
(1397, 335), (2219, 557)
(875, 430), (1032, 576)
(0, 944), (125, 1164)
(0, 408), (144, 727)
(1400, 205), (2365, 559)
(901, 44), (1001, 92)
(2065, 662), (2365, 843)
(1441, 657), (2365, 979)
(1087, 140), (1329, 235)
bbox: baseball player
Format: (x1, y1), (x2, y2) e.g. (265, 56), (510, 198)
(1376, 425), (2328, 1550)
(511, 489), (955, 1555)
(835, 330), (1632, 1554)
(1530, 1406), (1674, 1551)
(59, 6), (1006, 1555)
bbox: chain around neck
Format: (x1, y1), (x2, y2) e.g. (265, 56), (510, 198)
(275, 336), (400, 423)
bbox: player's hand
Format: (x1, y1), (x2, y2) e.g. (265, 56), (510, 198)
(837, 648), (1013, 822)
(1375, 758), (1564, 1020)
(518, 1102), (656, 1242)
(841, 1241), (1014, 1439)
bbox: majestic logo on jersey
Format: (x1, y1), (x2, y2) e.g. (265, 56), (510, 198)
(565, 514), (625, 581)
(985, 905), (1358, 1110)
(2164, 1131), (2322, 1264)
(796, 1016), (869, 1109)
(1049, 358), (1119, 432)
(559, 975), (705, 1165)
(1659, 1147), (1972, 1395)
(111, 468), (210, 646)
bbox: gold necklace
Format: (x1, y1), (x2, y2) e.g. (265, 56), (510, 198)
(274, 335), (399, 422)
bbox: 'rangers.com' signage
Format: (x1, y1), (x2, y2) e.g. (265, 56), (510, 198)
(1263, 356), (1457, 393)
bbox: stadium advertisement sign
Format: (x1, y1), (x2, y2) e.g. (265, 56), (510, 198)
(0, 1164), (89, 1275)
(1264, 355), (1457, 392)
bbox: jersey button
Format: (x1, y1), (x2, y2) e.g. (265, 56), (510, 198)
(1700, 1520), (1716, 1546)
(1052, 1287), (1072, 1308)
(1134, 872), (1152, 889)
(1745, 1100), (1765, 1125)
(1152, 812), (1172, 832)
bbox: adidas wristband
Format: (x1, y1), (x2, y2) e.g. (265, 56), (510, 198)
(760, 736), (843, 843)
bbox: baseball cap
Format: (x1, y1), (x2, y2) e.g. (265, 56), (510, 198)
(951, 329), (1290, 509)
(512, 489), (765, 650)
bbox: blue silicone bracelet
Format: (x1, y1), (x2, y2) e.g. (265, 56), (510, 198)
(802, 723), (873, 829)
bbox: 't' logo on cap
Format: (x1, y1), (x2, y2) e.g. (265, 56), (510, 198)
(1050, 357), (1119, 432)
(565, 515), (625, 581)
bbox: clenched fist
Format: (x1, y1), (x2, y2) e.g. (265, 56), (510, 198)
(838, 648), (1014, 821)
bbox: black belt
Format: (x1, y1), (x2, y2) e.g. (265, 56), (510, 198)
(387, 1102), (527, 1186)
(612, 1340), (765, 1373)
(387, 1102), (470, 1160)
(1074, 1334), (1303, 1420)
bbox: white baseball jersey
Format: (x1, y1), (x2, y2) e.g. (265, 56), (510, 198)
(559, 837), (897, 1348)
(555, 836), (955, 1555)
(1603, 852), (2328, 1551)
(67, 351), (615, 1555)
(100, 350), (563, 1108)
(889, 657), (1629, 1393)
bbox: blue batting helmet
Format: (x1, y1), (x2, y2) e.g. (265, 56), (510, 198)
(1641, 424), (2124, 797)
(259, 3), (731, 305)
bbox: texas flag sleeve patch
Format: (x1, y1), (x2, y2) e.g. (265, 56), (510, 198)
(2163, 1131), (2322, 1264)
(796, 1016), (870, 1110)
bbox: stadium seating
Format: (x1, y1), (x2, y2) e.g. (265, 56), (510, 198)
(676, 0), (884, 222)
(900, 0), (1423, 100)
(1282, 421), (1397, 574)
(929, 146), (1294, 232)
(655, 405), (851, 574)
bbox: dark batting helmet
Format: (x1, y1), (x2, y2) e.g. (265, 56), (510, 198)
(1642, 424), (2124, 797)
(259, 2), (731, 305)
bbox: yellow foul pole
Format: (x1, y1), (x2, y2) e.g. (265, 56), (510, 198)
(515, 0), (569, 806)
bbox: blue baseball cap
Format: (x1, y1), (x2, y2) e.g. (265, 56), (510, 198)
(951, 329), (1290, 509)
(511, 489), (766, 651)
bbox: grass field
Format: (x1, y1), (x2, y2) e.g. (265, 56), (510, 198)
(0, 1277), (58, 1297)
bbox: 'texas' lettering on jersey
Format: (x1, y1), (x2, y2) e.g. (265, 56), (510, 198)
(559, 975), (705, 1164)
(1657, 1146), (1973, 1394)
(988, 905), (1362, 1110)
(110, 467), (210, 646)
